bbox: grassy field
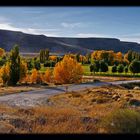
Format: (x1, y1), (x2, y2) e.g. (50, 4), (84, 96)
(82, 65), (140, 77)
(38, 64), (140, 78)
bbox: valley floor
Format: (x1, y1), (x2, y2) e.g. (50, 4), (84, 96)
(0, 82), (140, 133)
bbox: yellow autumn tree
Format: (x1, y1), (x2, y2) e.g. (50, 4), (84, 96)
(20, 60), (28, 82)
(91, 51), (99, 60)
(23, 74), (31, 84)
(43, 69), (51, 83)
(0, 63), (10, 85)
(115, 52), (123, 62)
(53, 55), (83, 84)
(49, 55), (57, 61)
(0, 48), (5, 57)
(124, 53), (130, 64)
(30, 68), (38, 84)
(30, 69), (43, 84)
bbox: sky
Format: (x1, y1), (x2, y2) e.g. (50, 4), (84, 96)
(0, 7), (140, 42)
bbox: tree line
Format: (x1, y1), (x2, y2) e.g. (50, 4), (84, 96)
(0, 44), (83, 86)
(90, 50), (140, 74)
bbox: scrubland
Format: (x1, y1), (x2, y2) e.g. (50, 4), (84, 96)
(0, 84), (140, 133)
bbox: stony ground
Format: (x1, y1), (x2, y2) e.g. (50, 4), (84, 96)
(0, 84), (140, 133)
(0, 80), (140, 108)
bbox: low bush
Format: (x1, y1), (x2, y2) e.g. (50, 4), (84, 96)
(100, 109), (140, 133)
(44, 61), (56, 67)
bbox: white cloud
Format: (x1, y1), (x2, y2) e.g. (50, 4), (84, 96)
(116, 33), (140, 43)
(0, 22), (59, 37)
(76, 33), (111, 38)
(0, 18), (140, 43)
(118, 37), (140, 43)
(61, 22), (84, 28)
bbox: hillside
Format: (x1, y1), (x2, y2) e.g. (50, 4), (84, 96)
(0, 29), (140, 54)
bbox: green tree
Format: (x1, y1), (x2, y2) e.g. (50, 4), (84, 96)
(45, 49), (49, 61)
(86, 53), (91, 64)
(127, 50), (133, 62)
(8, 44), (21, 85)
(39, 49), (44, 63)
(112, 65), (117, 73)
(117, 64), (124, 73)
(90, 63), (97, 74)
(124, 66), (128, 73)
(75, 53), (80, 62)
(99, 60), (108, 72)
(34, 59), (41, 70)
(129, 60), (140, 74)
(0, 57), (6, 66)
(92, 60), (100, 72)
(27, 59), (34, 70)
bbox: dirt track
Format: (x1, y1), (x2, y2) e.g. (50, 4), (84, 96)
(0, 80), (140, 107)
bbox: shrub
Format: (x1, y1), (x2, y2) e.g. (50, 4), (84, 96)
(112, 65), (117, 73)
(117, 64), (124, 73)
(124, 66), (128, 73)
(100, 109), (140, 133)
(99, 60), (108, 72)
(90, 64), (96, 73)
(34, 60), (41, 70)
(113, 60), (119, 66)
(129, 60), (140, 74)
(90, 60), (100, 73)
(44, 61), (56, 67)
(0, 57), (6, 66)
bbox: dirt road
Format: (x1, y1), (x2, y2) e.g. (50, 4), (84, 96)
(0, 80), (140, 107)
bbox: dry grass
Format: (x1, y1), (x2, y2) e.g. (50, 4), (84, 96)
(83, 76), (140, 82)
(48, 84), (140, 117)
(0, 86), (41, 96)
(0, 84), (140, 133)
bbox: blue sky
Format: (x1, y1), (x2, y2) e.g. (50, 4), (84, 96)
(0, 7), (140, 42)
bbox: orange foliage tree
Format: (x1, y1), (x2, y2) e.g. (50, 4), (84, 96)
(23, 74), (31, 84)
(53, 55), (83, 84)
(43, 69), (51, 83)
(0, 63), (10, 85)
(20, 60), (28, 82)
(30, 69), (43, 84)
(91, 51), (100, 60)
(91, 50), (115, 63)
(49, 55), (57, 61)
(0, 48), (5, 57)
(115, 52), (123, 62)
(30, 69), (38, 84)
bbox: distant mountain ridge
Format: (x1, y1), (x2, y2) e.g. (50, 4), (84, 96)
(0, 29), (140, 54)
